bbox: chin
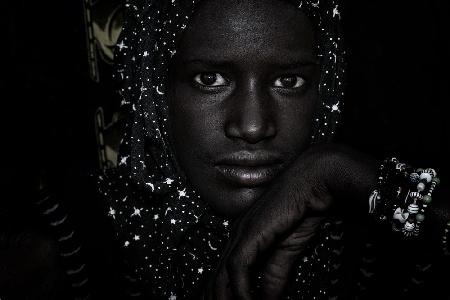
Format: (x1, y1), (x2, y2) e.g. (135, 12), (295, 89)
(203, 186), (265, 219)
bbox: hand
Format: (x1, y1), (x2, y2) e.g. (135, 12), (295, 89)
(205, 143), (377, 300)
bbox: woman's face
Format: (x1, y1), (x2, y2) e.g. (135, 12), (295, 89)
(168, 0), (319, 217)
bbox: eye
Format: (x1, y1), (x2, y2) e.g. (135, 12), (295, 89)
(273, 75), (306, 89)
(194, 72), (228, 87)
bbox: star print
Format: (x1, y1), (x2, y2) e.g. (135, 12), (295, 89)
(397, 187), (402, 197)
(208, 240), (218, 251)
(333, 5), (341, 19)
(332, 104), (339, 112)
(326, 102), (341, 113)
(188, 252), (196, 260)
(146, 182), (155, 191)
(108, 207), (116, 219)
(119, 156), (129, 166)
(178, 188), (188, 198)
(118, 70), (124, 80)
(117, 41), (128, 51)
(156, 86), (165, 95)
(131, 207), (142, 217)
(98, 6), (345, 298)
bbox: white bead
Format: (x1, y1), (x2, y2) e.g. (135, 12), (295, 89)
(410, 192), (422, 200)
(404, 222), (415, 231)
(417, 182), (426, 192)
(393, 207), (408, 223)
(420, 172), (432, 183)
(424, 168), (437, 177)
(408, 204), (419, 214)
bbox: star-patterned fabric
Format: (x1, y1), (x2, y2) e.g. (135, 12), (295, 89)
(98, 0), (347, 298)
(99, 170), (346, 299)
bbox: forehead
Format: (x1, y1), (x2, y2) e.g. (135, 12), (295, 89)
(176, 0), (316, 63)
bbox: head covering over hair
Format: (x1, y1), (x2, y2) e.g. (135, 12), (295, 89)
(98, 0), (346, 298)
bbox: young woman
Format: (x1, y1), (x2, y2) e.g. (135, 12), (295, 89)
(95, 0), (449, 299)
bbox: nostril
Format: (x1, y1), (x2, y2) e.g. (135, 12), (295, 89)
(225, 120), (276, 144)
(243, 124), (265, 144)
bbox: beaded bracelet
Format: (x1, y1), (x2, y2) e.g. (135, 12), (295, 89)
(369, 157), (440, 238)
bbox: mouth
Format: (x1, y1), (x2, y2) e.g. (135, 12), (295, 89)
(214, 151), (284, 187)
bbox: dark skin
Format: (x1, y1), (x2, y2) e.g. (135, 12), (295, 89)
(167, 0), (447, 299)
(168, 0), (320, 218)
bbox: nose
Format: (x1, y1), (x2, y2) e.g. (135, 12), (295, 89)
(225, 80), (276, 144)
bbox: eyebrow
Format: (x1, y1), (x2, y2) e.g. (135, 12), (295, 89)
(182, 57), (319, 68)
(182, 59), (234, 69)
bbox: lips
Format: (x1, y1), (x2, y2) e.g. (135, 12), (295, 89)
(214, 151), (284, 187)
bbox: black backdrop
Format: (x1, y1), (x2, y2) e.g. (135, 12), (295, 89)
(2, 0), (450, 296)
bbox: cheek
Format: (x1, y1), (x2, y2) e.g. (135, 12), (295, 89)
(276, 91), (319, 151)
(167, 87), (225, 169)
(169, 101), (221, 153)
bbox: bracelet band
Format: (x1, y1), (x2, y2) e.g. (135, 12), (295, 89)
(369, 157), (440, 238)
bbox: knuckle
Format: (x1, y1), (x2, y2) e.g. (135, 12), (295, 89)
(265, 265), (286, 283)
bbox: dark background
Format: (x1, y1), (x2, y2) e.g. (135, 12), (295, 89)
(1, 0), (450, 297)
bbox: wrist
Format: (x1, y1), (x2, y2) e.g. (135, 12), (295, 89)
(296, 143), (378, 219)
(317, 143), (378, 206)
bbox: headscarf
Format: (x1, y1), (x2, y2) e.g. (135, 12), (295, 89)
(98, 0), (346, 298)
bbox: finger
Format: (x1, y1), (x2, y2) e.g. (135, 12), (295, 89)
(227, 247), (253, 299)
(227, 193), (308, 299)
(215, 266), (234, 300)
(260, 216), (325, 299)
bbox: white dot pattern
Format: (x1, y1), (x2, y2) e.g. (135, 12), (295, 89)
(99, 0), (347, 298)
